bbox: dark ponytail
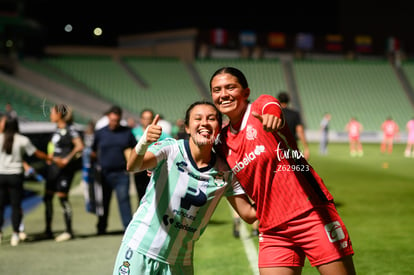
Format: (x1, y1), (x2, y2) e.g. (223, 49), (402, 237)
(2, 116), (19, 155)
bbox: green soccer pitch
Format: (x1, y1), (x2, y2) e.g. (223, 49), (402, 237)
(0, 143), (413, 274)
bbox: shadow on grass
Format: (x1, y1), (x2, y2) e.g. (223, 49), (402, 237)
(25, 229), (125, 242)
(207, 219), (230, 225)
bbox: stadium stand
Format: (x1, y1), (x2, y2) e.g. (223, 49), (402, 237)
(401, 61), (414, 97)
(33, 55), (204, 123)
(0, 78), (53, 122)
(122, 56), (203, 121)
(293, 60), (414, 133)
(2, 53), (413, 144)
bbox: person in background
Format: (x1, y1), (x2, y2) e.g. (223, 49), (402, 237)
(44, 104), (84, 242)
(380, 116), (399, 154)
(158, 114), (173, 137)
(0, 115), (50, 246)
(95, 107), (128, 131)
(345, 117), (363, 157)
(113, 101), (257, 275)
(95, 109), (110, 131)
(171, 118), (189, 140)
(210, 67), (355, 275)
(405, 116), (414, 157)
(91, 105), (136, 235)
(277, 91), (310, 160)
(5, 103), (17, 119)
(81, 120), (96, 213)
(127, 117), (138, 129)
(319, 112), (331, 155)
(131, 109), (170, 204)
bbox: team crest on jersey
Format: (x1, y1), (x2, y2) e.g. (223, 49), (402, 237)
(118, 261), (131, 275)
(213, 172), (225, 187)
(246, 125), (257, 140)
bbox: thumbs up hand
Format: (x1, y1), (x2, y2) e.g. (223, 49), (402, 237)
(146, 114), (162, 143)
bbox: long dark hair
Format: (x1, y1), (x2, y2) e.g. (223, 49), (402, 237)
(184, 100), (222, 128)
(209, 67), (249, 91)
(2, 116), (19, 155)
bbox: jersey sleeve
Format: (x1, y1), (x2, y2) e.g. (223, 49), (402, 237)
(256, 94), (283, 119)
(69, 125), (80, 139)
(224, 173), (246, 197)
(148, 138), (177, 164)
(23, 135), (37, 156)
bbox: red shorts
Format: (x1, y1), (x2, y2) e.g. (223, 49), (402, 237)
(349, 136), (360, 142)
(258, 203), (354, 268)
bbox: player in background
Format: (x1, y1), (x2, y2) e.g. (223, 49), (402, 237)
(405, 116), (414, 157)
(380, 117), (399, 154)
(113, 101), (257, 275)
(319, 112), (331, 155)
(44, 104), (84, 242)
(210, 67), (356, 275)
(345, 117), (363, 157)
(0, 115), (50, 246)
(277, 91), (310, 160)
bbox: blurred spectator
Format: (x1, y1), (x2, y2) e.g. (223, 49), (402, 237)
(95, 107), (127, 130)
(94, 109), (110, 131)
(319, 112), (331, 155)
(405, 116), (414, 157)
(158, 114), (173, 137)
(277, 91), (310, 159)
(0, 115), (50, 246)
(5, 103), (17, 118)
(127, 117), (138, 129)
(171, 118), (189, 140)
(91, 105), (135, 235)
(345, 117), (363, 157)
(380, 116), (399, 154)
(81, 120), (96, 213)
(44, 104), (84, 242)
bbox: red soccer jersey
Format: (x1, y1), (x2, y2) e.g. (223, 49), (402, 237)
(216, 95), (334, 231)
(382, 120), (399, 138)
(346, 121), (361, 139)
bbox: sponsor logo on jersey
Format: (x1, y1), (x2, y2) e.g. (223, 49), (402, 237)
(231, 145), (265, 174)
(181, 186), (207, 209)
(163, 214), (197, 233)
(176, 161), (208, 182)
(246, 125), (257, 140)
(162, 184), (208, 233)
(324, 221), (345, 242)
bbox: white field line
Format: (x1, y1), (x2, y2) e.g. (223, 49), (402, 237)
(227, 203), (259, 275)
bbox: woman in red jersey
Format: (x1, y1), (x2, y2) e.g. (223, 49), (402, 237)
(210, 67), (356, 275)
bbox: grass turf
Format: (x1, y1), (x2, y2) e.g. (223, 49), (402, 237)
(0, 142), (413, 274)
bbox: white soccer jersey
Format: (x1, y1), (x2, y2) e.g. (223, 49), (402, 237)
(123, 139), (244, 266)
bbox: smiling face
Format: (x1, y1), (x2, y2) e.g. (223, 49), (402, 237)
(210, 73), (250, 124)
(185, 104), (221, 147)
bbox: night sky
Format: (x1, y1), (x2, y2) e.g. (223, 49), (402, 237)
(2, 0), (413, 53)
(20, 1), (341, 46)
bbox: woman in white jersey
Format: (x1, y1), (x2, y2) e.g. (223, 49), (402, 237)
(0, 116), (50, 246)
(113, 101), (257, 275)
